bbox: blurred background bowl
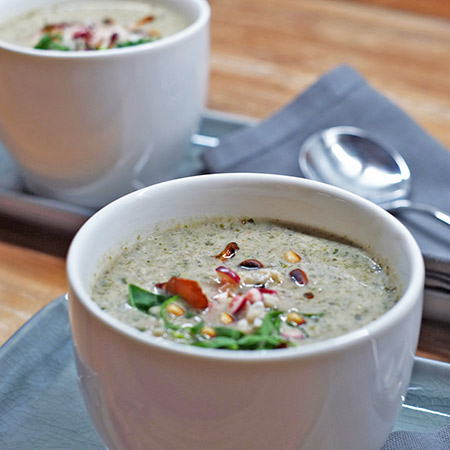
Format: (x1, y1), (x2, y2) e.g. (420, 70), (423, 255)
(0, 0), (210, 208)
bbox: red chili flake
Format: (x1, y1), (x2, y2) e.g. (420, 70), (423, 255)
(303, 292), (314, 299)
(238, 259), (264, 269)
(215, 242), (239, 261)
(289, 268), (308, 287)
(156, 277), (208, 309)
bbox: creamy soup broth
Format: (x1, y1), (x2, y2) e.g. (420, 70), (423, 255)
(0, 0), (189, 50)
(91, 217), (400, 350)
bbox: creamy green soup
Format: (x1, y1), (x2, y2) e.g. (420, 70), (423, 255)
(91, 217), (400, 350)
(0, 1), (189, 50)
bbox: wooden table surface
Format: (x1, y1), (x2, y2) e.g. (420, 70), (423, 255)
(1, 0), (449, 362)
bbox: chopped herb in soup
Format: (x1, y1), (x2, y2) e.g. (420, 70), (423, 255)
(0, 1), (189, 51)
(91, 217), (400, 349)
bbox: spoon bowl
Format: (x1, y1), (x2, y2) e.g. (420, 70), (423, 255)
(299, 126), (450, 227)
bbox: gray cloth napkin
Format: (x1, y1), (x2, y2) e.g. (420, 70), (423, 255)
(202, 64), (450, 307)
(382, 426), (450, 450)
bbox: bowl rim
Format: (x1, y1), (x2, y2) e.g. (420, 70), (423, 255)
(67, 173), (424, 363)
(0, 0), (210, 58)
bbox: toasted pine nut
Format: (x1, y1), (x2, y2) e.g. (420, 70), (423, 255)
(201, 326), (217, 338)
(166, 303), (185, 317)
(284, 251), (301, 263)
(220, 312), (234, 324)
(287, 312), (306, 326)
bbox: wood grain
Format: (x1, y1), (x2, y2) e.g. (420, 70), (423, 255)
(208, 0), (450, 151)
(350, 0), (450, 19)
(0, 242), (67, 344)
(0, 0), (449, 362)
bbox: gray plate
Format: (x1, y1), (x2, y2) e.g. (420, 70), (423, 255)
(0, 295), (449, 449)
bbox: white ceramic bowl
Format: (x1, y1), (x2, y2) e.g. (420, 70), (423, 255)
(67, 173), (424, 450)
(0, 0), (209, 208)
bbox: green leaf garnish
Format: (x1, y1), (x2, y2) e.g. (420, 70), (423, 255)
(127, 285), (292, 350)
(236, 334), (286, 350)
(193, 337), (240, 350)
(34, 33), (70, 51)
(213, 327), (244, 340)
(299, 312), (324, 319)
(258, 310), (283, 336)
(189, 321), (204, 336)
(116, 37), (156, 48)
(128, 284), (169, 313)
(160, 296), (182, 330)
(171, 329), (191, 340)
(233, 311), (288, 349)
(190, 310), (289, 350)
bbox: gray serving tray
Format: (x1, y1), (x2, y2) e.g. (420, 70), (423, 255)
(0, 295), (449, 449)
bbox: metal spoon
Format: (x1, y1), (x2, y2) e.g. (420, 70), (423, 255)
(298, 126), (450, 227)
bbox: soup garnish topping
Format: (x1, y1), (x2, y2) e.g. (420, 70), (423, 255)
(92, 217), (400, 349)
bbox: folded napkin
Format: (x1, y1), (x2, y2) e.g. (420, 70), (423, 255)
(382, 426), (450, 450)
(203, 64), (450, 315)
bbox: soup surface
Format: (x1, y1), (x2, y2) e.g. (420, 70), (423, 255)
(91, 216), (400, 350)
(0, 1), (189, 50)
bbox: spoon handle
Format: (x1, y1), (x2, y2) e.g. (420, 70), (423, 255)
(381, 199), (450, 227)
